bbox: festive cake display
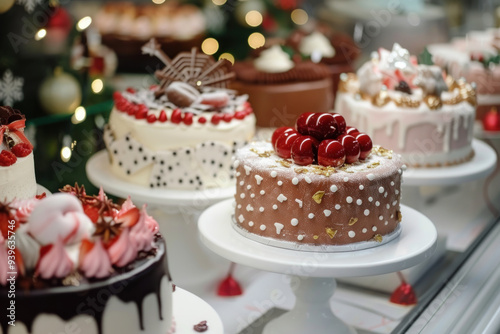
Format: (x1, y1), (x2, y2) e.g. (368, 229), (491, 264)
(104, 39), (255, 190)
(230, 45), (333, 128)
(428, 31), (500, 120)
(286, 26), (360, 104)
(95, 2), (206, 72)
(335, 43), (476, 167)
(0, 184), (173, 334)
(233, 112), (405, 250)
(0, 106), (36, 202)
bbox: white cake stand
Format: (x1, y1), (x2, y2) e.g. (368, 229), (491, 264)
(402, 139), (496, 186)
(198, 200), (437, 334)
(86, 151), (233, 292)
(173, 288), (224, 333)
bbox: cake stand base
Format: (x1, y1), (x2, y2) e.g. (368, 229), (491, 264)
(199, 200), (437, 333)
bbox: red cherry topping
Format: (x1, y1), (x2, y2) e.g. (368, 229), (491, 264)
(345, 126), (360, 136)
(272, 127), (295, 148)
(211, 113), (222, 125)
(198, 116), (207, 124)
(356, 133), (373, 160)
(317, 140), (346, 167)
(291, 136), (319, 166)
(11, 143), (32, 158)
(183, 112), (193, 125)
(295, 112), (315, 135)
(147, 114), (157, 123)
(296, 112), (338, 140)
(127, 104), (137, 116)
(332, 113), (346, 136)
(338, 134), (360, 164)
(234, 111), (245, 120)
(274, 130), (300, 159)
(223, 113), (233, 123)
(0, 150), (17, 166)
(159, 110), (167, 122)
(135, 109), (147, 120)
(171, 109), (182, 124)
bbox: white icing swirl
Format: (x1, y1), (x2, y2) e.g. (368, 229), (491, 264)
(27, 193), (94, 246)
(254, 45), (294, 73)
(299, 32), (335, 61)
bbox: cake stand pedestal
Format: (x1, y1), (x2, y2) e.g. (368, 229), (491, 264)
(198, 200), (437, 334)
(86, 151), (234, 293)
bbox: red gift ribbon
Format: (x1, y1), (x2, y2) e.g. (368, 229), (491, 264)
(0, 119), (32, 148)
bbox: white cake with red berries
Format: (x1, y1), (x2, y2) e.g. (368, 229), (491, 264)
(0, 185), (173, 334)
(104, 39), (255, 190)
(335, 43), (476, 167)
(0, 106), (37, 201)
(233, 112), (405, 251)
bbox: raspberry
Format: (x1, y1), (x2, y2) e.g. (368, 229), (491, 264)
(0, 150), (17, 166)
(11, 143), (32, 157)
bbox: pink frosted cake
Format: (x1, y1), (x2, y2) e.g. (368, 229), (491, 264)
(335, 44), (476, 167)
(0, 106), (37, 201)
(0, 185), (172, 334)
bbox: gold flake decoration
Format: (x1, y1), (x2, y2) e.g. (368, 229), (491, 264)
(372, 146), (393, 159)
(348, 217), (358, 226)
(313, 235), (319, 240)
(373, 234), (383, 243)
(367, 161), (381, 168)
(311, 165), (337, 176)
(326, 228), (337, 239)
(423, 94), (442, 110)
(294, 168), (309, 174)
(312, 191), (325, 204)
(338, 73), (357, 93)
(371, 90), (391, 107)
(250, 148), (272, 157)
(397, 210), (403, 222)
(278, 159), (292, 168)
(393, 95), (421, 109)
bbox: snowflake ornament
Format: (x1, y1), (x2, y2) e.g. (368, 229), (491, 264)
(0, 70), (24, 106)
(16, 0), (43, 13)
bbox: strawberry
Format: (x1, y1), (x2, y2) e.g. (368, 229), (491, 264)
(12, 143), (32, 158)
(183, 113), (193, 125)
(79, 239), (95, 264)
(171, 109), (182, 124)
(147, 114), (157, 123)
(211, 113), (222, 125)
(159, 110), (168, 122)
(234, 111), (245, 120)
(222, 113), (233, 123)
(0, 150), (17, 166)
(198, 116), (207, 124)
(135, 109), (147, 120)
(116, 207), (140, 227)
(83, 204), (100, 223)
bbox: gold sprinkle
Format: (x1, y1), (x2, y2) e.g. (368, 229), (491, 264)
(278, 159), (292, 168)
(294, 168), (309, 174)
(326, 228), (337, 239)
(250, 148), (272, 158)
(313, 235), (319, 240)
(373, 234), (383, 243)
(397, 210), (403, 222)
(348, 217), (358, 226)
(312, 191), (325, 204)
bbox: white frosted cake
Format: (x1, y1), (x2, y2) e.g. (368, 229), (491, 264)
(335, 44), (476, 167)
(0, 185), (172, 334)
(0, 106), (37, 201)
(104, 39), (255, 190)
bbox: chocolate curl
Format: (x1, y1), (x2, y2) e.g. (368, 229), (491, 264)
(0, 119), (32, 148)
(217, 262), (243, 297)
(390, 271), (417, 305)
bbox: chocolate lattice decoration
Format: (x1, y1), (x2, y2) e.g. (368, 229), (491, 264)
(142, 38), (235, 95)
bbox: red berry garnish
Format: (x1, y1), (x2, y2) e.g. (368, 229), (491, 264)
(113, 92), (123, 101)
(126, 87), (136, 94)
(159, 110), (167, 122)
(317, 140), (346, 167)
(338, 134), (360, 164)
(198, 116), (207, 124)
(296, 112), (338, 140)
(345, 126), (360, 136)
(116, 207), (140, 227)
(234, 111), (245, 120)
(0, 150), (17, 166)
(356, 133), (373, 160)
(211, 113), (222, 125)
(183, 113), (193, 125)
(127, 104), (138, 116)
(291, 135), (319, 166)
(135, 109), (147, 120)
(272, 127), (295, 148)
(295, 112), (315, 135)
(274, 130), (300, 159)
(83, 204), (100, 223)
(223, 113), (233, 123)
(171, 109), (182, 124)
(332, 113), (346, 136)
(147, 114), (157, 123)
(11, 143), (32, 158)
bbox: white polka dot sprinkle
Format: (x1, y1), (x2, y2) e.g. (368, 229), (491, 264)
(291, 218), (299, 226)
(368, 197), (373, 202)
(343, 177), (349, 182)
(277, 181), (283, 186)
(260, 190), (265, 195)
(292, 177), (299, 185)
(272, 204), (278, 210)
(297, 235), (304, 241)
(372, 226), (377, 232)
(330, 185), (338, 192)
(375, 201), (380, 207)
(240, 193), (245, 199)
(324, 210), (332, 217)
(364, 209), (370, 216)
(379, 187), (384, 193)
(248, 221), (254, 227)
(356, 199), (362, 205)
(335, 204), (341, 210)
(259, 207), (264, 212)
(308, 213), (315, 219)
(260, 224), (266, 231)
(367, 173), (375, 181)
(348, 231), (356, 238)
(271, 171), (278, 178)
(362, 228), (367, 233)
(346, 196), (353, 203)
(359, 185), (364, 190)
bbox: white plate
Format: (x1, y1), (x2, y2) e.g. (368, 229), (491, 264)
(198, 199), (437, 278)
(402, 139), (497, 186)
(173, 288), (223, 333)
(86, 150), (235, 207)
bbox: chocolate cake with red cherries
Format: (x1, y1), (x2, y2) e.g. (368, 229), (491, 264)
(233, 112), (405, 251)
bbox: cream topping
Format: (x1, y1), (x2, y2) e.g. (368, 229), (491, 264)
(299, 32), (336, 61)
(254, 45), (294, 73)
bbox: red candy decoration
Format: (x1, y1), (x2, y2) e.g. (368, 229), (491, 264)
(483, 107), (500, 132)
(291, 136), (319, 166)
(274, 130), (300, 159)
(356, 133), (373, 160)
(295, 112), (315, 135)
(332, 113), (346, 136)
(345, 126), (359, 136)
(296, 113), (338, 140)
(390, 272), (417, 305)
(338, 134), (360, 164)
(317, 140), (346, 167)
(217, 263), (243, 297)
(272, 127), (295, 148)
(198, 116), (207, 124)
